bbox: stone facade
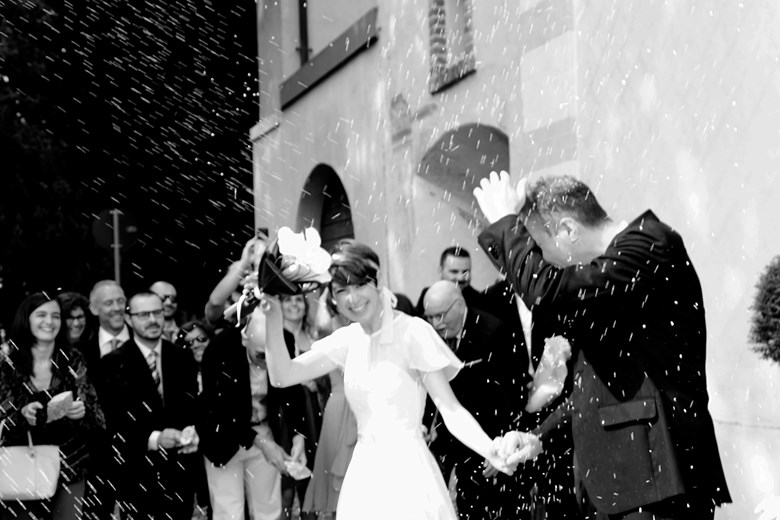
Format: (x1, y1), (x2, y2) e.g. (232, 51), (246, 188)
(252, 2), (780, 517)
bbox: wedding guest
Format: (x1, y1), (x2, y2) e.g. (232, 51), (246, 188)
(57, 292), (92, 346)
(175, 320), (213, 518)
(81, 279), (130, 520)
(197, 312), (308, 520)
(99, 292), (199, 520)
(150, 281), (181, 342)
(415, 247), (487, 317)
(176, 320), (212, 390)
(204, 236), (263, 328)
(422, 280), (531, 519)
(277, 293), (325, 520)
(0, 292), (104, 520)
(302, 293), (356, 520)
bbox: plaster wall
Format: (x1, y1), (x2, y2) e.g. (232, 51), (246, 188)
(571, 2), (780, 518)
(252, 1), (780, 517)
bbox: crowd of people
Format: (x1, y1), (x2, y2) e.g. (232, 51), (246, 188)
(0, 171), (731, 520)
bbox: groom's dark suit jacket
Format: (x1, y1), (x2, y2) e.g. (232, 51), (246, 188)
(478, 210), (731, 515)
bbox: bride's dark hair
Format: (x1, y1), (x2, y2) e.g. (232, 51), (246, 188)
(329, 240), (379, 287)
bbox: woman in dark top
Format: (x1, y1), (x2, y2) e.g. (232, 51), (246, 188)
(0, 292), (104, 520)
(279, 294), (327, 520)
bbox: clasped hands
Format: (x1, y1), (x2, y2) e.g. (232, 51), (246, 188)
(255, 430), (308, 477)
(157, 425), (200, 455)
(483, 431), (543, 477)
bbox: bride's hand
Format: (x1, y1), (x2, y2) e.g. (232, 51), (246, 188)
(484, 450), (514, 476)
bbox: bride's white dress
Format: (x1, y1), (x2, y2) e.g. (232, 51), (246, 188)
(312, 312), (463, 520)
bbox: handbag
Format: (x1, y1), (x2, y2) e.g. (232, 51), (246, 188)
(0, 418), (61, 500)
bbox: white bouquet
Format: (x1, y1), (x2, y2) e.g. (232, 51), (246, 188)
(256, 226), (332, 295)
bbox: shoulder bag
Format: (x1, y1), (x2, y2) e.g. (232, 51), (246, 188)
(0, 418), (61, 500)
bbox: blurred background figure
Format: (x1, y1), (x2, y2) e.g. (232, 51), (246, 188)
(150, 281), (181, 342)
(302, 291), (357, 520)
(204, 236), (263, 331)
(0, 292), (104, 520)
(57, 292), (92, 346)
(0, 325), (9, 360)
(279, 293), (326, 520)
(81, 279), (129, 520)
(176, 320), (213, 519)
(415, 247), (487, 317)
(177, 321), (212, 371)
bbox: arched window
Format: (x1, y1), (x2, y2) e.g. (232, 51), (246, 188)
(297, 164), (354, 252)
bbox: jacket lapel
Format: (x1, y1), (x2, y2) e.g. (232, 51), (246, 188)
(126, 339), (163, 409)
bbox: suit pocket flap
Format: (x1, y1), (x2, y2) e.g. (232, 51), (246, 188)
(599, 398), (657, 428)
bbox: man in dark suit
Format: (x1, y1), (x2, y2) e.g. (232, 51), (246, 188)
(483, 278), (584, 519)
(100, 292), (200, 519)
(475, 172), (731, 519)
(83, 280), (131, 377)
(81, 279), (131, 520)
(423, 280), (531, 520)
(415, 246), (488, 316)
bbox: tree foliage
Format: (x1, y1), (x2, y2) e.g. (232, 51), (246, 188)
(0, 0), (258, 324)
(750, 255), (780, 364)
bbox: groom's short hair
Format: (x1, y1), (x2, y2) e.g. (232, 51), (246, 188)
(521, 175), (609, 229)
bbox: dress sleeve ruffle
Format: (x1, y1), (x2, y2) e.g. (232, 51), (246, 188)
(311, 326), (351, 369)
(403, 317), (463, 381)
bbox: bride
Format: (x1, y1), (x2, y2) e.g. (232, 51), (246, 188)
(248, 239), (512, 520)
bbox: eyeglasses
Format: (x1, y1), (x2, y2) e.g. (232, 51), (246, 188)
(423, 299), (459, 325)
(127, 309), (164, 320)
(154, 293), (177, 304)
(66, 315), (87, 322)
(184, 336), (209, 347)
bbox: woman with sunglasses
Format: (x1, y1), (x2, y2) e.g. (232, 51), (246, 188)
(0, 292), (104, 520)
(250, 239), (512, 520)
(176, 321), (212, 369)
(174, 322), (214, 519)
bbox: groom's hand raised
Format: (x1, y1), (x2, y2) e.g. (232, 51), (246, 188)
(473, 170), (528, 224)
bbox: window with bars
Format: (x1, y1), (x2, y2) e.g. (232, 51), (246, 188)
(428, 0), (476, 93)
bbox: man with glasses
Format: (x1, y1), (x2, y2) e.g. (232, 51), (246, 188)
(422, 280), (531, 520)
(101, 291), (200, 520)
(150, 280), (180, 342)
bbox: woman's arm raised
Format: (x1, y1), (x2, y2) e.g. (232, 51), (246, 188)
(247, 300), (336, 388)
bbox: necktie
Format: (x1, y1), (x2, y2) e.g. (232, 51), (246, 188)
(147, 350), (162, 395)
(109, 338), (121, 351)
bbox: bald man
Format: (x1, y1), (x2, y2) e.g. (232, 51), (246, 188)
(150, 281), (180, 341)
(422, 281), (532, 520)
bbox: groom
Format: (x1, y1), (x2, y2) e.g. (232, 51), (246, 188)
(475, 172), (730, 520)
